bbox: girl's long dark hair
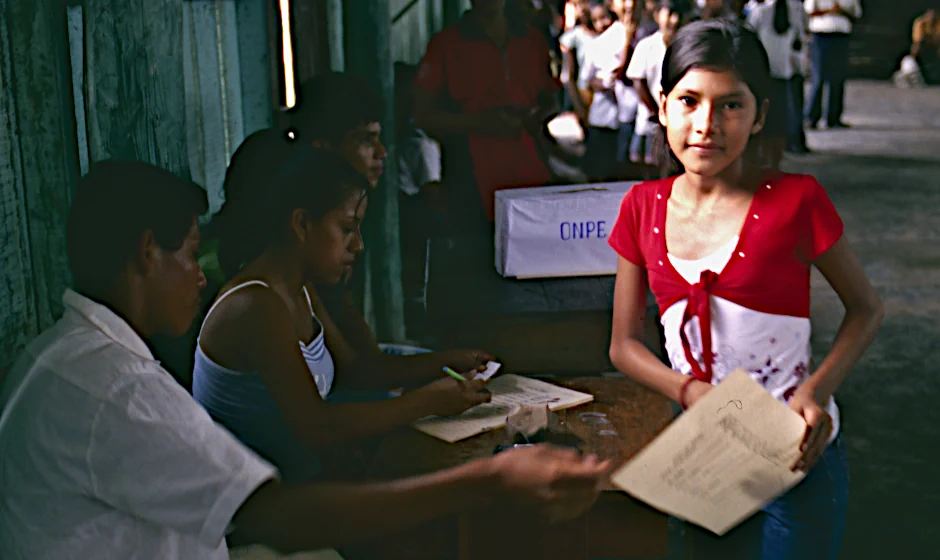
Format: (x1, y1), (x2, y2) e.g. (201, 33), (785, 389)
(772, 0), (791, 35)
(210, 129), (369, 278)
(656, 18), (772, 173)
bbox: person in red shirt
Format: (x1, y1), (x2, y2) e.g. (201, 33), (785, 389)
(608, 20), (882, 559)
(413, 0), (560, 222)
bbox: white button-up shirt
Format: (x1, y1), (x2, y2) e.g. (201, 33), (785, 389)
(0, 290), (277, 560)
(804, 0), (862, 34)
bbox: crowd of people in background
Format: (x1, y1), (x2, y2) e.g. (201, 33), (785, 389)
(400, 0), (869, 231)
(393, 0), (866, 323)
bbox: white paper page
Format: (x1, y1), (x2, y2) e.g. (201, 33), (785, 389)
(474, 361), (502, 381)
(413, 374), (594, 443)
(611, 369), (809, 535)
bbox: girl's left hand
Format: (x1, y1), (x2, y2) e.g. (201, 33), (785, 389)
(788, 387), (833, 473)
(442, 349), (495, 374)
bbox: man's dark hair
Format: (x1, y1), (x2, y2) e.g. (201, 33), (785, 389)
(66, 160), (208, 295)
(287, 72), (386, 144)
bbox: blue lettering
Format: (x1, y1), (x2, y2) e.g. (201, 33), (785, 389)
(560, 221), (609, 240)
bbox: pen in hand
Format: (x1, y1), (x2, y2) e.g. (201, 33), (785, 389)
(443, 366), (468, 382)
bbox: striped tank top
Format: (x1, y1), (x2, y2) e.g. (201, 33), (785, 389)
(192, 280), (334, 483)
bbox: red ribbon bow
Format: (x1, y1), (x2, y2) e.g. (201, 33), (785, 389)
(679, 270), (720, 384)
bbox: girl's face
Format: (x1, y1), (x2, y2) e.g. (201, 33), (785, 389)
(591, 5), (614, 32)
(298, 191), (367, 284)
(659, 68), (766, 178)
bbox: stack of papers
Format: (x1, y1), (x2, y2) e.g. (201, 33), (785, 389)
(413, 374), (594, 443)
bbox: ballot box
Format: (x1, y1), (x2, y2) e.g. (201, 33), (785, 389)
(494, 181), (637, 279)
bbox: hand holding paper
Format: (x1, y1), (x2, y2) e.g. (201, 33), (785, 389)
(474, 361), (502, 381)
(441, 349), (495, 376)
(611, 370), (809, 535)
(414, 377), (492, 418)
(787, 388), (833, 472)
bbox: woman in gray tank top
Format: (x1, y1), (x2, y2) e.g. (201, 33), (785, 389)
(193, 131), (492, 483)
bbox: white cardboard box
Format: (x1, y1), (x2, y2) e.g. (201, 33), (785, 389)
(494, 181), (637, 279)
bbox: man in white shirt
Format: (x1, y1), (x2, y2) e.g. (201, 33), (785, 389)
(0, 161), (611, 559)
(803, 0), (862, 128)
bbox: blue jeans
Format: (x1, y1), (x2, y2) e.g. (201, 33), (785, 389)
(616, 121), (635, 163)
(806, 33), (850, 126)
(584, 126), (620, 180)
(692, 436), (849, 560)
(784, 76), (808, 151)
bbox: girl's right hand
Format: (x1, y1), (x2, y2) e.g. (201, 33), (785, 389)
(416, 378), (492, 417)
(683, 380), (713, 409)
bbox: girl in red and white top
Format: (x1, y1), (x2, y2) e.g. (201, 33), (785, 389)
(608, 19), (883, 559)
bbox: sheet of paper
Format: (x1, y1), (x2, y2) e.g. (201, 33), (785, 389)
(413, 374), (594, 443)
(473, 361), (502, 381)
(611, 369), (808, 536)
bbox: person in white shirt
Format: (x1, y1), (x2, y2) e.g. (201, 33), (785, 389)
(626, 0), (693, 171)
(803, 0), (862, 129)
(560, 0), (603, 123)
(579, 1), (632, 178)
(0, 160), (611, 559)
(748, 0), (811, 161)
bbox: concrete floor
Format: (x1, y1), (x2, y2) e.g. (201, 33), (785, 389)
(785, 80), (940, 559)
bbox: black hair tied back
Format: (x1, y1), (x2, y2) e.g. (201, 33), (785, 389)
(212, 128), (369, 278)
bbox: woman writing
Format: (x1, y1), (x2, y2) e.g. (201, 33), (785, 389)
(193, 131), (491, 483)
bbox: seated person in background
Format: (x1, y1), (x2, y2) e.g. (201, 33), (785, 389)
(0, 160), (611, 559)
(912, 8), (940, 84)
(194, 133), (493, 484)
(413, 0), (561, 222)
(287, 72), (495, 376)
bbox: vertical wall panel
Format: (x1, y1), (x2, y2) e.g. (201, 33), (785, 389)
(84, 0), (190, 178)
(0, 0), (79, 371)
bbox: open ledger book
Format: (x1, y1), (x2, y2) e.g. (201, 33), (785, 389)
(611, 369), (809, 535)
(413, 374), (594, 443)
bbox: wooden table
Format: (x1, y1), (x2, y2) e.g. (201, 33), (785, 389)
(340, 376), (676, 560)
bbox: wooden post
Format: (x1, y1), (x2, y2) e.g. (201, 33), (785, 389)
(326, 0), (345, 72)
(236, 0), (276, 135)
(83, 0), (190, 179)
(342, 0), (406, 342)
(182, 0), (251, 214)
(291, 0), (332, 85)
(0, 0), (80, 370)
